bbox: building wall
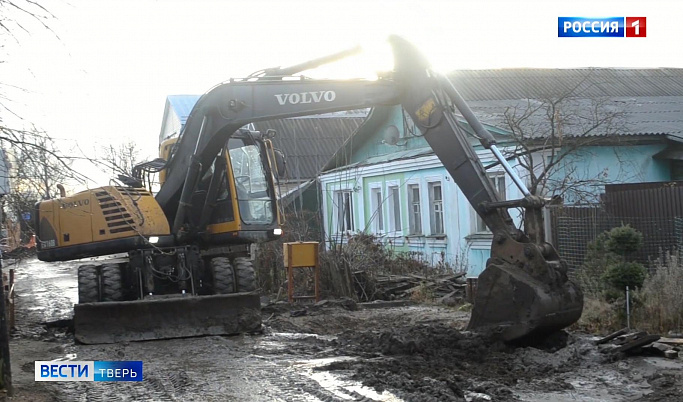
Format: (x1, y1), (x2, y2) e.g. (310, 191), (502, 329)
(548, 144), (670, 203)
(160, 104), (182, 142)
(320, 148), (527, 276)
(320, 142), (672, 277)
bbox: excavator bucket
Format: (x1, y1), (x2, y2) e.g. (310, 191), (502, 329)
(467, 258), (583, 342)
(74, 293), (261, 344)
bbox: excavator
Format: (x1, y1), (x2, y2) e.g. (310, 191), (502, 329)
(35, 36), (583, 344)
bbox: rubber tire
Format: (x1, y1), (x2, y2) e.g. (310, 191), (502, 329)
(101, 264), (124, 302)
(211, 257), (236, 294)
(78, 265), (99, 303)
(233, 257), (257, 293)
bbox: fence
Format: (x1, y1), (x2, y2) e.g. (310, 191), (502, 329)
(550, 205), (683, 276)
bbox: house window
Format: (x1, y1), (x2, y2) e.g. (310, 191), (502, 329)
(407, 184), (422, 235)
(475, 175), (506, 232)
(370, 187), (384, 233)
(387, 185), (402, 233)
(428, 182), (444, 235)
(334, 190), (354, 232)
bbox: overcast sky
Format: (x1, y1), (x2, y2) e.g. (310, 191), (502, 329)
(2, 0), (682, 188)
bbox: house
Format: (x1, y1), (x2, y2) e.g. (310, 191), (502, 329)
(159, 95), (201, 143)
(158, 95), (366, 212)
(318, 68), (683, 276)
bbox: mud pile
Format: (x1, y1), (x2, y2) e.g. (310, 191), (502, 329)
(320, 322), (598, 401)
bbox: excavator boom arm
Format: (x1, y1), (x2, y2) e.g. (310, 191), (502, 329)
(156, 79), (400, 217)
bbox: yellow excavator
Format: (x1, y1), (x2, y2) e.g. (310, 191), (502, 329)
(35, 36), (583, 344)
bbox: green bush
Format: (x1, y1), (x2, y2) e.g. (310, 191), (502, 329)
(605, 225), (643, 256)
(576, 232), (621, 297)
(601, 261), (647, 292)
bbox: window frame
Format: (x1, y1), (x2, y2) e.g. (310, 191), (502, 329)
(333, 189), (355, 233)
(474, 174), (506, 233)
(406, 181), (423, 235)
(427, 180), (445, 235)
(385, 181), (403, 235)
(369, 185), (384, 234)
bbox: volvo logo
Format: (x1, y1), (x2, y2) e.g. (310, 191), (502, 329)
(60, 199), (90, 209)
(274, 91), (336, 105)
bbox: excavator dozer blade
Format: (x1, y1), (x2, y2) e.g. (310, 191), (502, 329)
(467, 259), (583, 342)
(74, 293), (262, 344)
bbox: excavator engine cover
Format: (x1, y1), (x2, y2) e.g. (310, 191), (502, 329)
(74, 293), (261, 344)
(467, 257), (583, 342)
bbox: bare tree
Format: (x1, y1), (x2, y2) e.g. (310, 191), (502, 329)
(100, 141), (141, 177)
(1, 128), (83, 241)
(0, 0), (54, 38)
(499, 72), (631, 204)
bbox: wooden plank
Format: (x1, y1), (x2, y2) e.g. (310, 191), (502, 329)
(595, 328), (629, 345)
(611, 334), (661, 354)
(613, 331), (647, 345)
(657, 337), (683, 345)
(403, 282), (436, 294)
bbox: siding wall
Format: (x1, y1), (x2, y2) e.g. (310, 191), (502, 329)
(320, 149), (527, 275)
(320, 142), (672, 276)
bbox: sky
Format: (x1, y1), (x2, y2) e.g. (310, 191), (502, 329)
(2, 0), (682, 189)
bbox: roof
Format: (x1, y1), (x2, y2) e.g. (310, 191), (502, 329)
(447, 69), (683, 139)
(167, 95), (201, 126)
(322, 69), (683, 173)
(449, 68), (683, 100)
(253, 114), (366, 179)
(466, 97), (683, 139)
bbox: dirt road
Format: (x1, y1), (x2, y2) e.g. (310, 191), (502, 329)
(6, 257), (683, 401)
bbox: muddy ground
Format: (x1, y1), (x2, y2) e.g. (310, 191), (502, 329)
(5, 257), (683, 401)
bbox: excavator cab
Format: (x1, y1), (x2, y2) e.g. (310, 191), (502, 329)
(197, 132), (283, 245)
(157, 129), (283, 244)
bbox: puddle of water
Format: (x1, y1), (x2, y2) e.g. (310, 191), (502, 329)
(257, 332), (337, 353)
(641, 357), (683, 370)
(269, 332), (336, 341)
(294, 357), (402, 401)
(515, 369), (650, 402)
(54, 353), (78, 361)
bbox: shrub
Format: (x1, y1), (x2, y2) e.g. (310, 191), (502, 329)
(574, 297), (622, 334)
(605, 224), (643, 256)
(575, 224), (649, 332)
(632, 251), (683, 333)
(601, 261), (647, 292)
(576, 232), (620, 297)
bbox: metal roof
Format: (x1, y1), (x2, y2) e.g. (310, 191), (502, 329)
(449, 68), (683, 100)
(446, 69), (683, 139)
(465, 96), (683, 139)
(322, 69), (683, 173)
(167, 95), (201, 126)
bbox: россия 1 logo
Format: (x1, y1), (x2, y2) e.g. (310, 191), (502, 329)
(558, 17), (646, 37)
